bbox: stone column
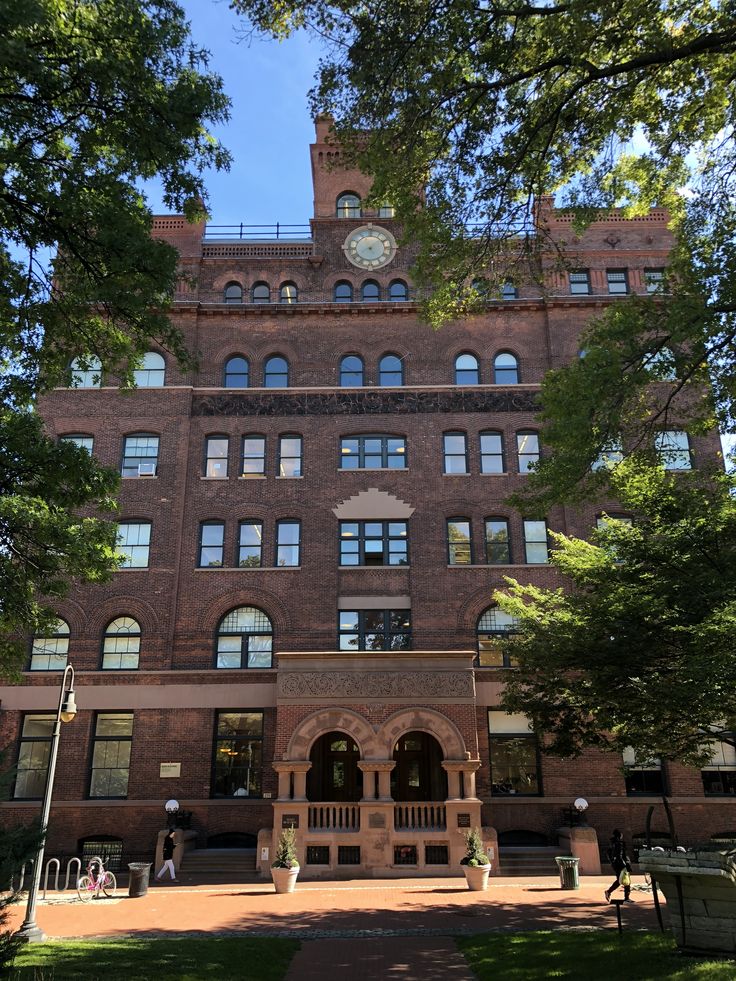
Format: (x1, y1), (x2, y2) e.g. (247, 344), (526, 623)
(358, 761), (395, 801)
(272, 761), (294, 801)
(462, 760), (481, 800)
(291, 761), (312, 801)
(442, 761), (465, 801)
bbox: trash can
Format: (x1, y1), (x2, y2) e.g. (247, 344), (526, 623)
(128, 862), (152, 898)
(555, 855), (580, 890)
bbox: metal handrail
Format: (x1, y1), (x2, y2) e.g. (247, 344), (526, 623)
(204, 223), (312, 241)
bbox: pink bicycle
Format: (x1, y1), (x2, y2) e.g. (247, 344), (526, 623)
(77, 855), (117, 901)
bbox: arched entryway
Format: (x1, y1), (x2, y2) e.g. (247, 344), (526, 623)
(391, 731), (447, 801)
(307, 731), (363, 802)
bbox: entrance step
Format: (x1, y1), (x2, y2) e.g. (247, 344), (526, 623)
(498, 845), (560, 877)
(177, 847), (262, 884)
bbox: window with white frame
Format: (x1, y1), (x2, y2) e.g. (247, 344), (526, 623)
(117, 522), (151, 568)
(102, 617), (141, 670)
(134, 352), (165, 387)
(523, 520), (549, 563)
(70, 355), (102, 388)
(30, 619), (70, 670)
(655, 430), (692, 470)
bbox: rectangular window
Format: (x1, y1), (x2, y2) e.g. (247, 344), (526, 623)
(29, 620), (69, 671)
(623, 747), (664, 795)
(447, 519), (472, 565)
(702, 737), (736, 796)
(339, 435), (407, 470)
(516, 431), (539, 473)
(394, 845), (418, 865)
(655, 431), (692, 470)
(60, 434), (94, 453)
(89, 713), (133, 799)
(645, 268), (665, 294)
(205, 436), (229, 478)
(199, 521), (225, 567)
(339, 521), (408, 567)
(591, 438), (624, 471)
(425, 844), (449, 865)
(241, 435), (266, 476)
(477, 606), (518, 668)
(14, 715), (54, 799)
(306, 846), (330, 865)
(238, 521), (263, 567)
(488, 711), (541, 795)
(523, 520), (549, 564)
(485, 519), (511, 564)
(338, 845), (361, 865)
(278, 435), (303, 477)
(443, 432), (468, 474)
(212, 711), (264, 798)
(276, 520), (301, 567)
(606, 268), (628, 294)
(121, 434), (159, 477)
(479, 432), (504, 474)
(569, 270), (590, 295)
(338, 609), (412, 651)
(117, 522), (151, 568)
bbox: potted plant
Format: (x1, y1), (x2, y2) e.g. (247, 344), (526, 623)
(460, 827), (492, 891)
(271, 827), (300, 894)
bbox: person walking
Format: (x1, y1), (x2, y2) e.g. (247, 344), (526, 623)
(156, 829), (177, 882)
(604, 828), (632, 902)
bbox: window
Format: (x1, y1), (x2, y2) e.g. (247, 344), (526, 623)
(334, 281), (353, 302)
(278, 435), (303, 477)
(213, 711), (264, 797)
(644, 346), (676, 381)
(89, 713), (133, 798)
(645, 268), (665, 294)
(29, 619), (70, 670)
(276, 520), (301, 566)
(238, 521), (263, 567)
(485, 518), (511, 564)
(60, 434), (93, 453)
(102, 617), (140, 670)
(340, 355), (364, 387)
(389, 279), (408, 301)
(478, 607), (519, 667)
(224, 356), (249, 388)
(280, 281), (298, 304)
(264, 356), (289, 388)
(378, 353), (403, 386)
(199, 521), (225, 567)
(493, 352), (519, 385)
(338, 610), (412, 650)
(523, 520), (549, 563)
(121, 433), (159, 477)
(517, 431), (540, 472)
(223, 281), (243, 304)
(336, 193), (361, 218)
(204, 435), (229, 478)
(443, 432), (468, 474)
(623, 747), (663, 795)
(655, 430), (692, 470)
(488, 711), (541, 795)
(241, 435), (266, 476)
(591, 437), (623, 471)
(216, 606), (273, 668)
(340, 435), (406, 469)
(454, 353), (480, 385)
(117, 522), (151, 568)
(252, 282), (270, 303)
(134, 352), (165, 387)
(606, 268), (628, 294)
(702, 736), (736, 796)
(70, 355), (102, 388)
(502, 280), (518, 300)
(378, 203), (395, 218)
(447, 519), (472, 565)
(569, 270), (590, 295)
(480, 431), (505, 474)
(14, 715), (54, 798)
(340, 521), (408, 566)
(361, 280), (380, 302)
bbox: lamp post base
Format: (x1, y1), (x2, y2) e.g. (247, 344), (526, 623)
(15, 921), (47, 943)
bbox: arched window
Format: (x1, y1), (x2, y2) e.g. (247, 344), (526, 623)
(252, 282), (270, 303)
(102, 617), (140, 670)
(361, 280), (380, 302)
(264, 355), (289, 388)
(502, 280), (518, 300)
(30, 618), (70, 671)
(223, 282), (243, 304)
(378, 353), (403, 386)
(307, 732), (363, 802)
(216, 606), (273, 669)
(493, 352), (519, 384)
(477, 606), (519, 667)
(70, 356), (102, 389)
(388, 279), (408, 301)
(280, 282), (298, 304)
(334, 281), (353, 302)
(455, 353), (480, 385)
(224, 356), (249, 388)
(392, 732), (447, 801)
(134, 352), (165, 387)
(336, 192), (361, 218)
(340, 355), (364, 387)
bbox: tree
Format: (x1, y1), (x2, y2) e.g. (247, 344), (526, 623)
(0, 0), (230, 673)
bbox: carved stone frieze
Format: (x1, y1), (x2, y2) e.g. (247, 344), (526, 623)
(278, 670), (474, 701)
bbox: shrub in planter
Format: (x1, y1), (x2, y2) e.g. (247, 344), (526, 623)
(461, 827), (491, 891)
(271, 828), (300, 894)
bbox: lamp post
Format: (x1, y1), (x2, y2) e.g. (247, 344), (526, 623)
(16, 663), (77, 943)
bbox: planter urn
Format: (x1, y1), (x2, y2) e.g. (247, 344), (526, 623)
(271, 865), (300, 894)
(463, 863), (492, 891)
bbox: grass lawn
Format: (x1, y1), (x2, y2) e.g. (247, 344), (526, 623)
(10, 936), (299, 980)
(457, 931), (736, 980)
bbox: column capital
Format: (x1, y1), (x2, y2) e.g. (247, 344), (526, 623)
(442, 759), (481, 774)
(273, 761), (312, 774)
(358, 761), (396, 773)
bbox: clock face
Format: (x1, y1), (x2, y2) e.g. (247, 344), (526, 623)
(343, 225), (397, 269)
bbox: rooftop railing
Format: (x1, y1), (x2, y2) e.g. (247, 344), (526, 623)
(203, 223), (312, 241)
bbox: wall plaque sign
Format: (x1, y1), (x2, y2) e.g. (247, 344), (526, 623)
(160, 762), (181, 778)
(457, 813), (471, 828)
(282, 814), (300, 829)
(368, 812), (386, 829)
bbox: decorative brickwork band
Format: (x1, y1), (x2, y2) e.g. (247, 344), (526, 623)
(278, 670), (475, 700)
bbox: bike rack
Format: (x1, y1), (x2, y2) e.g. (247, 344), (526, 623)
(40, 856), (82, 898)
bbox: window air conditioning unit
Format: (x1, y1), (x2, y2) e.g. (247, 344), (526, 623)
(138, 462), (157, 477)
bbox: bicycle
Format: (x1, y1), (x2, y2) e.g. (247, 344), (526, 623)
(77, 855), (117, 901)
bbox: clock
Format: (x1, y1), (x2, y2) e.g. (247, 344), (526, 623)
(343, 224), (397, 270)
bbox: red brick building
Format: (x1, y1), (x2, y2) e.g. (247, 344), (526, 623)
(1, 118), (731, 878)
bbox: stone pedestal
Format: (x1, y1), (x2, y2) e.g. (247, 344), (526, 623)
(557, 826), (601, 875)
